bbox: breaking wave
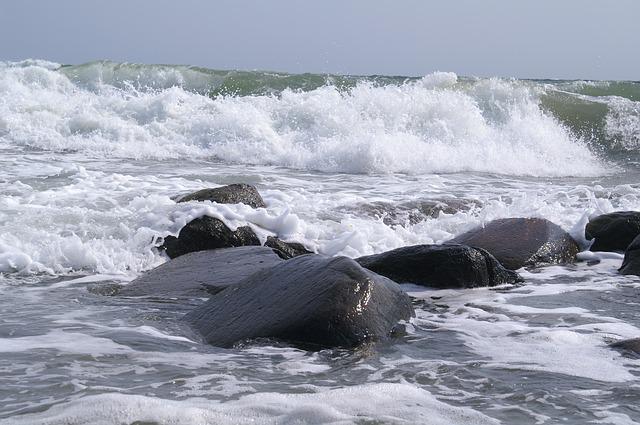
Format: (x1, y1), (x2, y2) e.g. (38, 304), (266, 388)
(1, 60), (638, 176)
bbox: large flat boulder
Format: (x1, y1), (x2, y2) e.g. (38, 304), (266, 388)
(619, 234), (640, 276)
(183, 255), (415, 349)
(161, 216), (260, 259)
(450, 218), (579, 270)
(178, 183), (266, 209)
(586, 211), (640, 252)
(356, 244), (521, 289)
(120, 246), (284, 298)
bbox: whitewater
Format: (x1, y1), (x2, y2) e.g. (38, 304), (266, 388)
(1, 60), (639, 424)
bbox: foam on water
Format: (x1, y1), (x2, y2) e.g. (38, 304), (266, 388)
(0, 330), (133, 356)
(407, 261), (640, 384)
(0, 61), (608, 176)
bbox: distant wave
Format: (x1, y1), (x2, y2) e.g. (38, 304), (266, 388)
(1, 60), (638, 176)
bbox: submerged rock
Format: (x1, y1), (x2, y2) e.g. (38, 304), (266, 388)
(356, 244), (521, 289)
(336, 198), (481, 226)
(120, 246), (283, 298)
(609, 338), (640, 355)
(450, 218), (579, 270)
(619, 234), (640, 276)
(586, 211), (640, 252)
(178, 183), (266, 209)
(184, 255), (414, 349)
(264, 236), (313, 259)
(161, 216), (260, 259)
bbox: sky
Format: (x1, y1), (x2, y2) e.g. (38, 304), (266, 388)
(1, 0), (638, 80)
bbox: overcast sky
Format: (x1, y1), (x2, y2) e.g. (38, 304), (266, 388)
(1, 0), (638, 80)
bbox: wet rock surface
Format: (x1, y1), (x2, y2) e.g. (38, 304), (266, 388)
(610, 338), (640, 355)
(178, 183), (266, 209)
(184, 255), (415, 349)
(356, 244), (522, 289)
(120, 246), (284, 298)
(160, 216), (260, 259)
(619, 234), (640, 276)
(586, 211), (640, 252)
(450, 218), (580, 270)
(264, 236), (313, 259)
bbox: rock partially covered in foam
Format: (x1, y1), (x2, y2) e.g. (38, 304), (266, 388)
(609, 337), (640, 355)
(161, 216), (260, 259)
(178, 183), (266, 209)
(264, 236), (313, 259)
(586, 211), (640, 252)
(120, 246), (283, 298)
(356, 244), (521, 289)
(450, 218), (579, 270)
(184, 255), (414, 349)
(336, 198), (481, 226)
(619, 234), (640, 276)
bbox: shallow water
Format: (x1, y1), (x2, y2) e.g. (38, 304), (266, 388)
(1, 60), (640, 424)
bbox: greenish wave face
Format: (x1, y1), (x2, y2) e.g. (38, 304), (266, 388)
(540, 81), (639, 156)
(58, 61), (413, 96)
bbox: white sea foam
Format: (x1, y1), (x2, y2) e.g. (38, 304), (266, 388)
(0, 383), (499, 425)
(1, 160), (639, 275)
(0, 61), (605, 176)
(408, 262), (640, 384)
(0, 330), (133, 356)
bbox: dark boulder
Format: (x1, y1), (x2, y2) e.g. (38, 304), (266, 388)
(450, 218), (579, 270)
(619, 234), (640, 276)
(586, 211), (640, 252)
(178, 183), (266, 209)
(264, 236), (313, 259)
(610, 338), (640, 355)
(120, 246), (283, 298)
(183, 255), (415, 349)
(161, 216), (260, 259)
(356, 244), (522, 289)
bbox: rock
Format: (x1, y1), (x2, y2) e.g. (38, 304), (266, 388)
(402, 198), (482, 221)
(356, 244), (522, 289)
(120, 246), (283, 298)
(264, 236), (313, 259)
(450, 218), (579, 270)
(88, 283), (123, 296)
(619, 234), (640, 276)
(183, 255), (415, 349)
(161, 216), (260, 259)
(586, 211), (640, 252)
(610, 338), (640, 355)
(336, 198), (481, 226)
(178, 183), (266, 209)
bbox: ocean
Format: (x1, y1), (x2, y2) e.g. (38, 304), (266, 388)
(0, 59), (639, 424)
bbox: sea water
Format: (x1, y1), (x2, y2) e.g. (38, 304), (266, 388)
(0, 60), (639, 424)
